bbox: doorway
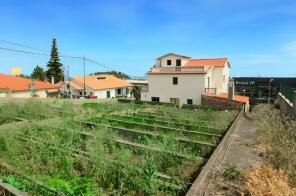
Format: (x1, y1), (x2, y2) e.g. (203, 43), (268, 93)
(106, 91), (111, 98)
(170, 98), (180, 107)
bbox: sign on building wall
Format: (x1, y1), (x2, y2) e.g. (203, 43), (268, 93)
(11, 67), (22, 76)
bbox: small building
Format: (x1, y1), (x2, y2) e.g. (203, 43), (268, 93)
(61, 75), (132, 99)
(126, 79), (148, 92)
(233, 77), (296, 104)
(141, 53), (231, 106)
(0, 73), (60, 98)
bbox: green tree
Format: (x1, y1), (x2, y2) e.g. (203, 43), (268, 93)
(46, 38), (63, 83)
(31, 65), (46, 81)
(131, 86), (141, 102)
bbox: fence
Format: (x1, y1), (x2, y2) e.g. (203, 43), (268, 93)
(280, 84), (295, 103)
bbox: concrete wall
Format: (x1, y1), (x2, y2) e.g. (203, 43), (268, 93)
(276, 92), (295, 118)
(142, 74), (206, 105)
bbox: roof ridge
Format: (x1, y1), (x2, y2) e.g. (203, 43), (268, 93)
(190, 57), (228, 60)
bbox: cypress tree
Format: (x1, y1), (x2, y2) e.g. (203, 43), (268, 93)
(46, 38), (63, 83)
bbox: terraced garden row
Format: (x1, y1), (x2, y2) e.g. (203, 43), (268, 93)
(0, 100), (238, 195)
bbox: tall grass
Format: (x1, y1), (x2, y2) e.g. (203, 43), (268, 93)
(253, 104), (296, 185)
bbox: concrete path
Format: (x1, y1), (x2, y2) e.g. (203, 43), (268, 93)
(187, 112), (264, 196)
(204, 113), (263, 195)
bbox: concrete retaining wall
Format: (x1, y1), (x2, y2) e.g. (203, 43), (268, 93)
(275, 92), (296, 118)
(186, 108), (243, 196)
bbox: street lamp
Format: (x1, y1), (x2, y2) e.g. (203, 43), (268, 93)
(268, 79), (274, 104)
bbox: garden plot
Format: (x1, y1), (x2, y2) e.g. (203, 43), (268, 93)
(0, 101), (238, 195)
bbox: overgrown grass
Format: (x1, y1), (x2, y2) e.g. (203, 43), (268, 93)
(0, 100), (237, 195)
(253, 104), (296, 185)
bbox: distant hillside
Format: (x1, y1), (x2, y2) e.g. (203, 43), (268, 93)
(91, 71), (131, 79)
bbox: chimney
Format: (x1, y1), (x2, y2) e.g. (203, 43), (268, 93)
(228, 81), (234, 100)
(51, 76), (55, 84)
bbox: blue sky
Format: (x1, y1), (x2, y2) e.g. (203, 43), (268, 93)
(0, 0), (296, 77)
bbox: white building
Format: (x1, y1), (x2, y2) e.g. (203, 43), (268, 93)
(141, 53), (231, 106)
(61, 75), (132, 99)
(0, 73), (60, 98)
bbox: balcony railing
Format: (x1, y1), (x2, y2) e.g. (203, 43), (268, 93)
(205, 88), (217, 95)
(151, 66), (204, 73)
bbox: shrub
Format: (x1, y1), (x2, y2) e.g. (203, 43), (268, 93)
(253, 104), (296, 185)
(223, 163), (241, 181)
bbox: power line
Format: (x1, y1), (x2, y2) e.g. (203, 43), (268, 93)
(0, 47), (48, 56)
(0, 40), (143, 78)
(0, 39), (49, 53)
(0, 39), (83, 59)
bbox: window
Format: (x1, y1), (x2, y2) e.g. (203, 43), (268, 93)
(117, 89), (122, 94)
(207, 77), (210, 88)
(167, 60), (171, 66)
(187, 99), (193, 105)
(176, 59), (181, 66)
(66, 84), (70, 89)
(173, 77), (178, 85)
(223, 75), (226, 83)
(79, 92), (82, 96)
(151, 97), (160, 102)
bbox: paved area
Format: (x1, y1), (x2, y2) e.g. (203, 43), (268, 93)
(204, 113), (263, 195)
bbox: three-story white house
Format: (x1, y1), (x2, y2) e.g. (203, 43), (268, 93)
(141, 53), (231, 106)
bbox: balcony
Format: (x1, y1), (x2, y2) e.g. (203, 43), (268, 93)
(150, 66), (205, 73)
(205, 88), (217, 95)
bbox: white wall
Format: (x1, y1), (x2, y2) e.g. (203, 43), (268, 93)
(0, 90), (47, 98)
(143, 74), (206, 105)
(60, 84), (81, 97)
(211, 63), (230, 94)
(155, 55), (190, 67)
(94, 89), (116, 99)
(115, 87), (131, 97)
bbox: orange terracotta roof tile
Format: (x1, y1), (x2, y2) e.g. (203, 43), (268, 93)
(0, 73), (60, 92)
(203, 92), (249, 104)
(73, 75), (131, 90)
(63, 81), (84, 90)
(185, 58), (228, 67)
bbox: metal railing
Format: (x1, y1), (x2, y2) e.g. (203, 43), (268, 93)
(205, 88), (217, 95)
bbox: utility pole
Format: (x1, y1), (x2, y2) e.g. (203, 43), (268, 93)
(68, 65), (70, 96)
(83, 56), (86, 98)
(62, 66), (65, 93)
(268, 79), (274, 104)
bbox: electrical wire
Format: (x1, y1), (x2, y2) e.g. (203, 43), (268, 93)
(0, 39), (143, 78)
(0, 47), (48, 56)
